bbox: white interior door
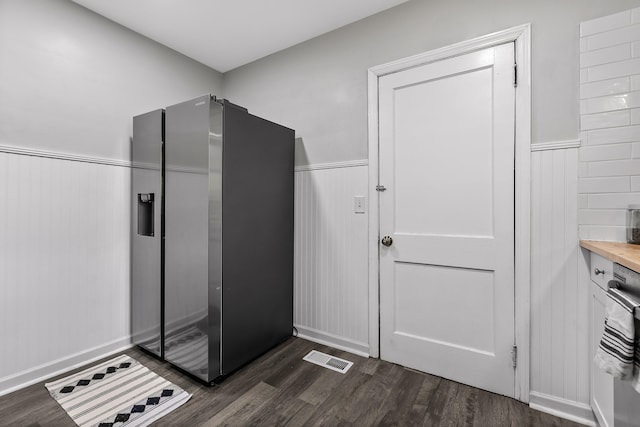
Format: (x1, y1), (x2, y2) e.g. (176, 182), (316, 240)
(378, 43), (516, 397)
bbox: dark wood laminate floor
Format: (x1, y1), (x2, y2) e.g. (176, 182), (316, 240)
(0, 337), (580, 426)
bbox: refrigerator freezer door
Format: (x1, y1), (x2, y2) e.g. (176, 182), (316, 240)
(164, 95), (222, 382)
(131, 109), (164, 357)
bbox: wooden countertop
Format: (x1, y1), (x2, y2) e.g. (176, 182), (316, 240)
(580, 240), (640, 272)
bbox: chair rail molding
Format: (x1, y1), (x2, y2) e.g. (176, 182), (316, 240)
(0, 143), (132, 167)
(531, 140), (581, 152)
(294, 159), (368, 172)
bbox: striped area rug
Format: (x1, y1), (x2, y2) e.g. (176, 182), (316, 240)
(45, 355), (191, 427)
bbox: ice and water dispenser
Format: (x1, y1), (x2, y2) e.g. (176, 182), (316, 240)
(137, 193), (154, 237)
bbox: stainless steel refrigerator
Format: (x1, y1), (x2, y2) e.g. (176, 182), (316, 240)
(132, 95), (294, 383)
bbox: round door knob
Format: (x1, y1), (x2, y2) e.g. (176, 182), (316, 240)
(594, 268), (605, 275)
(381, 236), (393, 247)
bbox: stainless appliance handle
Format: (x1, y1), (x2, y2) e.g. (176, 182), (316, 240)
(607, 280), (640, 321)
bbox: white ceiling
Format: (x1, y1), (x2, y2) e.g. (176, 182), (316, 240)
(72, 0), (408, 72)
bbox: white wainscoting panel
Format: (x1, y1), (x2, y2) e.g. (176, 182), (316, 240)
(530, 147), (593, 424)
(294, 164), (369, 356)
(0, 152), (132, 395)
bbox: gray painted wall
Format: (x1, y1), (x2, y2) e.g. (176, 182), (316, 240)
(223, 0), (640, 166)
(0, 0), (223, 161)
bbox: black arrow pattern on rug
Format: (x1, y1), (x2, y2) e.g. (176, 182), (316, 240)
(97, 389), (175, 427)
(59, 362), (132, 394)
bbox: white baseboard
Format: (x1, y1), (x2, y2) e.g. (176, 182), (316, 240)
(295, 325), (369, 358)
(0, 336), (133, 397)
(529, 391), (595, 426)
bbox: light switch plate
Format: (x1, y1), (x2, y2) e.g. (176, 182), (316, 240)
(354, 196), (366, 214)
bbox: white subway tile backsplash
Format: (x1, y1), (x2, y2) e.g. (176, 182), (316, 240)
(580, 100), (589, 115)
(633, 7), (640, 24)
(580, 8), (640, 243)
(586, 91), (640, 114)
(580, 77), (629, 99)
(588, 57), (640, 82)
(587, 23), (640, 51)
(578, 162), (589, 177)
(579, 143), (631, 161)
(579, 225), (590, 239)
(581, 10), (631, 37)
(580, 110), (630, 130)
(589, 159), (640, 176)
(581, 44), (631, 68)
(588, 192), (640, 208)
(578, 176), (630, 193)
(588, 225), (628, 241)
(579, 194), (589, 209)
(587, 125), (640, 145)
(580, 131), (589, 144)
(579, 209), (627, 225)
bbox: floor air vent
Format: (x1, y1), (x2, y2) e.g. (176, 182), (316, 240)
(303, 350), (353, 374)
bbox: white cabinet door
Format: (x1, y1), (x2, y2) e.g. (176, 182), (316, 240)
(590, 279), (614, 427)
(378, 43), (516, 397)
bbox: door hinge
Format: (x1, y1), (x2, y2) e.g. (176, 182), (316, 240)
(376, 185), (386, 192)
(511, 345), (517, 368)
(514, 64), (518, 88)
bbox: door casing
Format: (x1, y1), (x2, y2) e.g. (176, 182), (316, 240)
(366, 24), (531, 402)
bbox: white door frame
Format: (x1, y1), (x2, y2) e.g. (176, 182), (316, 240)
(367, 24), (531, 402)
